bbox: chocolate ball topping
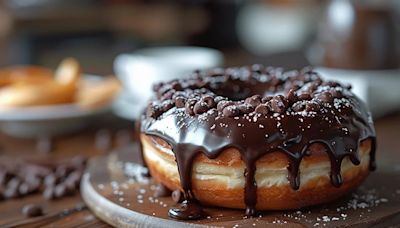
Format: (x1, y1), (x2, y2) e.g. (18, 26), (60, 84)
(145, 65), (354, 119)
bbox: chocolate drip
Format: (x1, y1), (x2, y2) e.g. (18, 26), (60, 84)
(141, 66), (376, 220)
(168, 199), (206, 220)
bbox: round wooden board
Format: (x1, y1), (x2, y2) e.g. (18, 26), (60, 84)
(81, 143), (400, 227)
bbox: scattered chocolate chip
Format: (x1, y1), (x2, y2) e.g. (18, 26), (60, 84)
(268, 95), (288, 114)
(172, 190), (183, 203)
(222, 105), (240, 117)
(43, 187), (55, 200)
(54, 184), (66, 198)
(18, 182), (31, 195)
(55, 165), (70, 179)
(4, 186), (19, 199)
(153, 183), (172, 197)
(22, 204), (43, 217)
(7, 177), (21, 189)
(255, 104), (269, 114)
(44, 174), (57, 187)
(66, 171), (81, 186)
(0, 170), (13, 185)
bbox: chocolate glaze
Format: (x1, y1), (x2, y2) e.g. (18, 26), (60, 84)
(140, 65), (376, 220)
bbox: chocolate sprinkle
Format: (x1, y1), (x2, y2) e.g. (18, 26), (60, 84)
(141, 65), (376, 220)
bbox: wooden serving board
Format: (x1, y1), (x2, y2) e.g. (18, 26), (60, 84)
(81, 143), (400, 227)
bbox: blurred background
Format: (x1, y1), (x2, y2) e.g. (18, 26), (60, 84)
(0, 0), (398, 71)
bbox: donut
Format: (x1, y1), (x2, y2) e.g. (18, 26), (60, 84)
(140, 65), (376, 220)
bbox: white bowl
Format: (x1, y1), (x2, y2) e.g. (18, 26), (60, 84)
(316, 67), (400, 118)
(0, 74), (111, 138)
(114, 46), (224, 111)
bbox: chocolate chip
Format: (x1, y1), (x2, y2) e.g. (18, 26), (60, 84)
(7, 177), (21, 189)
(238, 103), (254, 114)
(331, 89), (343, 98)
(185, 99), (197, 116)
(18, 182), (31, 195)
(217, 100), (234, 111)
(174, 96), (186, 108)
(164, 100), (175, 112)
(268, 95), (288, 114)
(201, 95), (216, 108)
(287, 89), (298, 104)
(193, 101), (209, 115)
(298, 92), (312, 101)
(222, 105), (240, 117)
(54, 184), (66, 198)
(292, 101), (306, 112)
(305, 101), (320, 112)
(255, 104), (269, 114)
(322, 81), (340, 87)
(153, 183), (172, 197)
(316, 91), (333, 103)
(66, 171), (81, 186)
(22, 204), (43, 217)
(261, 96), (273, 103)
(245, 95), (262, 107)
(55, 165), (70, 179)
(171, 82), (182, 91)
(44, 174), (57, 187)
(161, 89), (175, 101)
(4, 186), (19, 199)
(0, 170), (13, 185)
(172, 190), (183, 203)
(214, 96), (225, 103)
(43, 187), (55, 200)
(147, 104), (163, 119)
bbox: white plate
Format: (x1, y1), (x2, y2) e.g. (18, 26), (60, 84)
(0, 74), (111, 138)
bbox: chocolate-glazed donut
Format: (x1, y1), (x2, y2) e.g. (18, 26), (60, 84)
(140, 65), (376, 220)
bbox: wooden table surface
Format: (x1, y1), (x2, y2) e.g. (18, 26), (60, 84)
(0, 113), (399, 227)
